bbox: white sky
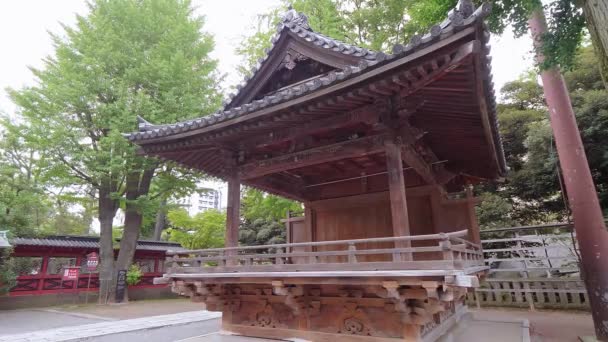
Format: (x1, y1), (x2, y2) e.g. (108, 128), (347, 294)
(0, 0), (533, 116)
(0, 0), (534, 230)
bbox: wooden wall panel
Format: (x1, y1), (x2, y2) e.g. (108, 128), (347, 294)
(434, 200), (470, 234)
(309, 190), (439, 262)
(311, 192), (393, 262)
(304, 186), (479, 263)
(406, 196), (439, 261)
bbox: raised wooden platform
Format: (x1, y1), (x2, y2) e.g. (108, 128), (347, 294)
(158, 231), (486, 341)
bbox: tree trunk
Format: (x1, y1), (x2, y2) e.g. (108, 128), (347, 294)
(98, 185), (118, 304)
(114, 166), (155, 302)
(529, 9), (608, 340)
(153, 198), (167, 241)
(583, 0), (608, 89)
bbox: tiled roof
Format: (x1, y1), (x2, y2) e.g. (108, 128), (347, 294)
(11, 235), (186, 252)
(125, 1), (495, 149)
(223, 8), (379, 110)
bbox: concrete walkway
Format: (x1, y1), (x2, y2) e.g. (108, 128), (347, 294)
(0, 310), (221, 342)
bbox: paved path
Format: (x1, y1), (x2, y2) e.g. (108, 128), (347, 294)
(0, 310), (221, 342)
(57, 298), (204, 320)
(0, 309), (109, 335)
(469, 308), (594, 342)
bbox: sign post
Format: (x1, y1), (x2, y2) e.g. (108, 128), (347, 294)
(61, 266), (80, 305)
(115, 269), (127, 303)
(85, 252), (98, 304)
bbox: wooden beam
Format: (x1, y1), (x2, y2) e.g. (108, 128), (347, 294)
(237, 105), (379, 149)
(396, 120), (456, 186)
(385, 138), (412, 261)
(239, 134), (387, 180)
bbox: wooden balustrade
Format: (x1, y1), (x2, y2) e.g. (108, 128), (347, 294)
(163, 230), (484, 274)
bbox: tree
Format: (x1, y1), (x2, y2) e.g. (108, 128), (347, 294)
(9, 0), (221, 303)
(581, 0), (608, 88)
(241, 188), (303, 223)
(0, 118), (52, 237)
(166, 208), (225, 249)
(239, 218), (286, 246)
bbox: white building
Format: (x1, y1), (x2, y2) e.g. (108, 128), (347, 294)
(177, 181), (227, 216)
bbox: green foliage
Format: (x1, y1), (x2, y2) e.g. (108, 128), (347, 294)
(476, 193), (518, 229)
(236, 0), (591, 76)
(166, 208), (225, 249)
(126, 264), (143, 286)
(404, 0), (590, 73)
(0, 249), (17, 295)
(0, 118), (51, 237)
(239, 218), (286, 246)
(538, 0), (586, 71)
(241, 188), (302, 223)
(7, 0), (221, 245)
(477, 45), (608, 225)
(236, 0), (346, 78)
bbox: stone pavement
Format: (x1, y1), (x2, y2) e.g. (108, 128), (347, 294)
(0, 310), (221, 342)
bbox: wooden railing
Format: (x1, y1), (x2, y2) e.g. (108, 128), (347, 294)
(164, 230), (484, 274)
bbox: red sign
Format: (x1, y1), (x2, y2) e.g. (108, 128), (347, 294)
(86, 252), (99, 271)
(62, 267), (80, 280)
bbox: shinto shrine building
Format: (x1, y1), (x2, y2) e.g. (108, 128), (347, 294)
(2, 235), (183, 309)
(127, 1), (504, 340)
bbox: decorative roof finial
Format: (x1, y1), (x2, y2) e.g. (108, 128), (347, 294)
(280, 8), (310, 30)
(457, 0), (475, 18)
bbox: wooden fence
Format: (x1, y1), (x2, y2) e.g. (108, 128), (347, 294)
(166, 230), (484, 275)
(466, 222), (589, 310)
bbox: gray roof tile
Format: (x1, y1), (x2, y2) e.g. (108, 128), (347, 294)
(125, 1), (499, 173)
(11, 236), (186, 252)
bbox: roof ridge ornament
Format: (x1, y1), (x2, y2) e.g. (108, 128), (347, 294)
(280, 7), (311, 31)
(457, 0), (475, 18)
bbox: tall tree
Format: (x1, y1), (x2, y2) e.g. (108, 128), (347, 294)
(0, 118), (51, 237)
(9, 0), (221, 302)
(580, 0), (608, 88)
(166, 208), (225, 249)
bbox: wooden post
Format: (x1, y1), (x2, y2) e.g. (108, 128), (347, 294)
(304, 204), (315, 263)
(516, 231), (535, 311)
(465, 184), (481, 245)
(225, 175), (240, 266)
(385, 138), (412, 261)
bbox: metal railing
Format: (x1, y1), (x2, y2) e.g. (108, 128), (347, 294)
(466, 222), (588, 310)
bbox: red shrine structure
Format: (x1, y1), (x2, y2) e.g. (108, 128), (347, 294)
(3, 235), (183, 308)
(127, 1), (503, 340)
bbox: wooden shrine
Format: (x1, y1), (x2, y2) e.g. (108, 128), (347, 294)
(127, 1), (504, 340)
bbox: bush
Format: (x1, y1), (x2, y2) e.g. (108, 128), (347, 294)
(126, 264), (142, 286)
(0, 249), (17, 294)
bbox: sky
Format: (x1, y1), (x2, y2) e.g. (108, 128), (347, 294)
(0, 0), (535, 231)
(0, 0), (534, 116)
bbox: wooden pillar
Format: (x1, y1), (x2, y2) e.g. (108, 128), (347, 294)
(430, 186), (444, 234)
(38, 254), (50, 291)
(225, 175), (240, 265)
(385, 138), (411, 260)
(465, 185), (481, 245)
